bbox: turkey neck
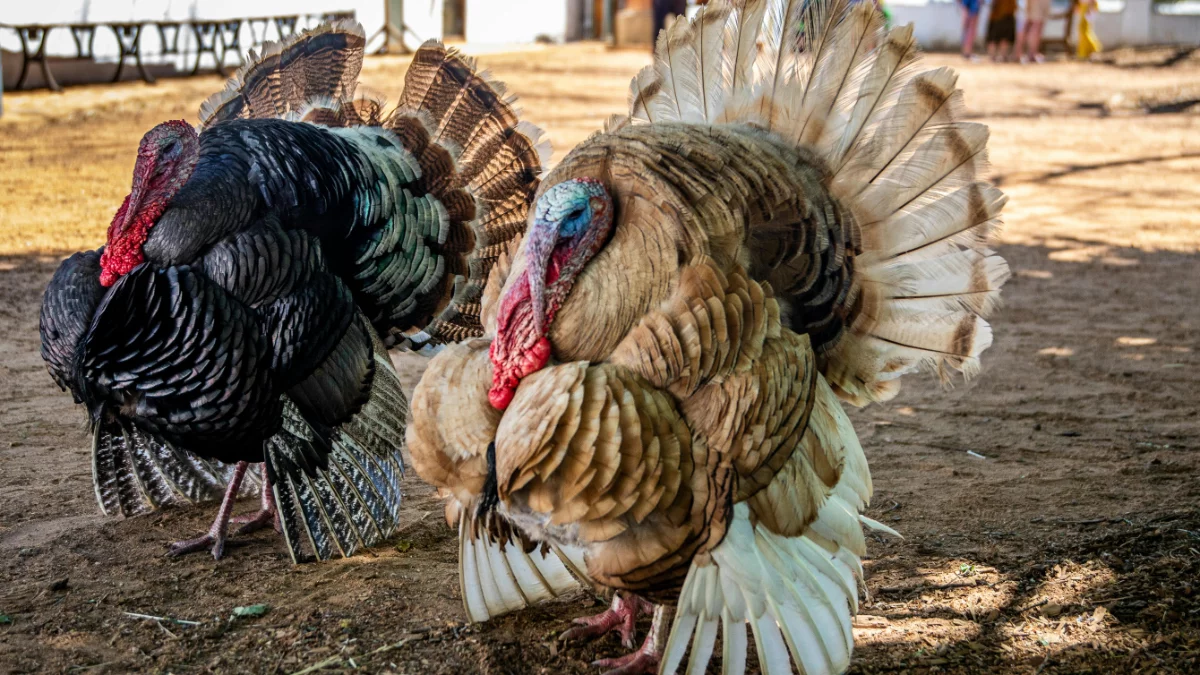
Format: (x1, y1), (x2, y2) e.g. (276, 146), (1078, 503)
(141, 119), (382, 269)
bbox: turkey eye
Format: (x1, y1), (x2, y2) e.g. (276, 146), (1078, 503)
(567, 207), (585, 220)
(162, 141), (180, 159)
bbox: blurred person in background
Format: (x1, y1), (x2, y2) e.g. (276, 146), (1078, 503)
(960, 0), (982, 60)
(986, 0), (1018, 61)
(654, 0), (689, 46)
(1075, 0), (1102, 59)
(1017, 0), (1050, 62)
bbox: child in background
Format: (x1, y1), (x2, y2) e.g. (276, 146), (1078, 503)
(1076, 0), (1102, 59)
(1017, 0), (1050, 62)
(986, 0), (1018, 62)
(961, 0), (982, 60)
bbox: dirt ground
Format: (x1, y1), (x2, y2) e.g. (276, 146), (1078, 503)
(1, 42), (1199, 675)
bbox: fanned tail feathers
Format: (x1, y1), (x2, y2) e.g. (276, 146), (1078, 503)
(623, 0), (1009, 406)
(93, 423), (260, 517)
(388, 41), (550, 347)
(199, 20), (369, 129)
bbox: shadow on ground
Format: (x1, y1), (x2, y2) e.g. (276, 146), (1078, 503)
(0, 237), (1197, 674)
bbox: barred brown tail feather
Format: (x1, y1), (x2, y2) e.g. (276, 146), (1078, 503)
(199, 20), (367, 128)
(388, 41), (549, 346)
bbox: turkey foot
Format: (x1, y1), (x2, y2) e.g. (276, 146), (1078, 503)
(591, 605), (669, 675)
(230, 465), (279, 536)
(166, 461), (249, 560)
(562, 592), (654, 649)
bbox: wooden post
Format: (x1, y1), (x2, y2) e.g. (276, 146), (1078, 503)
(1, 50), (5, 118)
(602, 0), (615, 43)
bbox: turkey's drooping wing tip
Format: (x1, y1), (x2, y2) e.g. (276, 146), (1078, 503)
(40, 249), (105, 395)
(92, 423), (259, 518)
(458, 515), (587, 623)
(661, 501), (862, 675)
(268, 349), (408, 564)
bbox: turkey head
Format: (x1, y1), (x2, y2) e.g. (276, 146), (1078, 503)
(98, 120), (198, 286)
(489, 178), (614, 410)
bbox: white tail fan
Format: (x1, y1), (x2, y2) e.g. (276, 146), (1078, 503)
(662, 502), (863, 675)
(622, 0), (1009, 406)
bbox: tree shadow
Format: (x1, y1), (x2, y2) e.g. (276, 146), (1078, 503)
(849, 510), (1200, 673)
(1097, 46), (1200, 70)
(992, 151), (1200, 187)
(1, 238), (1198, 673)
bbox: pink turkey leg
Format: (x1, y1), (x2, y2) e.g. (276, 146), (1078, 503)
(166, 460), (249, 560)
(592, 604), (670, 675)
(230, 464), (280, 535)
(561, 593), (655, 649)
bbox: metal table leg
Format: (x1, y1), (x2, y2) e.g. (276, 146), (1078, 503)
(68, 24), (97, 59)
(274, 15), (299, 39)
(110, 23), (155, 84)
(15, 26), (61, 92)
(157, 21), (183, 55)
(218, 20), (244, 69)
(191, 22), (225, 76)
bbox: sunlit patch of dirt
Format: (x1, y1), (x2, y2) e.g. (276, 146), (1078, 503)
(1, 44), (1199, 674)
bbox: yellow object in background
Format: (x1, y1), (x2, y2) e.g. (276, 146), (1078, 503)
(1076, 5), (1102, 59)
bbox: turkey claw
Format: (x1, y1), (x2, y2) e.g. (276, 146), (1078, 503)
(561, 611), (635, 649)
(592, 649), (659, 675)
(166, 533), (225, 560)
(561, 594), (651, 649)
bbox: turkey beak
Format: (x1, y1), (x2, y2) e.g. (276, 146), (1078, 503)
(118, 186), (146, 235)
(108, 167), (151, 245)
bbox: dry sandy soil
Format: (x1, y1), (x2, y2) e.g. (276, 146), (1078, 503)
(1, 43), (1198, 675)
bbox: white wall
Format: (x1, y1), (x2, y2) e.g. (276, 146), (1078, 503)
(464, 0), (569, 44)
(1092, 0), (1200, 44)
(883, 0), (1075, 51)
(400, 0), (445, 50)
(2, 0), (1196, 68)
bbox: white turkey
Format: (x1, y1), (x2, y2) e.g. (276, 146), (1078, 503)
(408, 0), (1009, 672)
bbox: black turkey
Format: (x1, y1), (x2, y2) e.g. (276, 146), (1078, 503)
(39, 21), (546, 562)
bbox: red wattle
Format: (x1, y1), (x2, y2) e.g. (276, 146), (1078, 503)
(488, 239), (575, 411)
(489, 336), (551, 411)
(98, 213), (153, 287)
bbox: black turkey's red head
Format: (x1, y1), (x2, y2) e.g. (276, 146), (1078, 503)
(489, 178), (614, 410)
(99, 120), (199, 287)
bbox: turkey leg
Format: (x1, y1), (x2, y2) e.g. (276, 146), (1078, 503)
(561, 592), (655, 649)
(166, 460), (249, 560)
(591, 604), (670, 675)
(230, 464), (280, 535)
